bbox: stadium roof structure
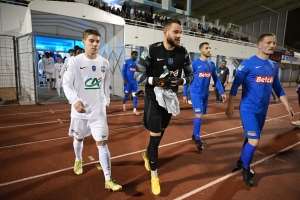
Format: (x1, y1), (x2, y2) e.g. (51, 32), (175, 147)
(192, 0), (300, 25)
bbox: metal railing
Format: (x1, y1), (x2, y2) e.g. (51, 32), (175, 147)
(124, 19), (258, 48)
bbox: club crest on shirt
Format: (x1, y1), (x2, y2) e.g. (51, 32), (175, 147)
(272, 66), (275, 71)
(168, 58), (173, 65)
(101, 66), (105, 73)
(247, 130), (256, 136)
(92, 66), (96, 72)
(85, 77), (102, 90)
(237, 65), (244, 71)
(265, 65), (269, 70)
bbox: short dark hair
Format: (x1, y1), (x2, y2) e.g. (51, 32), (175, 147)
(83, 29), (101, 40)
(131, 51), (138, 55)
(164, 18), (181, 30)
(68, 49), (74, 53)
(257, 33), (276, 44)
(76, 48), (85, 54)
(199, 42), (209, 50)
(222, 60), (227, 64)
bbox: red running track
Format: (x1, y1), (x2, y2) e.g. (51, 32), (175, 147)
(0, 88), (299, 200)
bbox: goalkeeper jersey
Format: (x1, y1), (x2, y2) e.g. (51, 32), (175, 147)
(136, 42), (193, 98)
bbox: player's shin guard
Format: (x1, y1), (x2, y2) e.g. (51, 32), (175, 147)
(241, 142), (256, 170)
(46, 79), (50, 90)
(73, 139), (83, 161)
(159, 129), (165, 142)
(133, 96), (137, 109)
(122, 95), (127, 104)
(98, 145), (111, 181)
(193, 117), (202, 140)
(147, 136), (161, 171)
(56, 87), (61, 96)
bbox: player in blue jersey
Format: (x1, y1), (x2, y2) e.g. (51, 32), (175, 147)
(292, 73), (300, 126)
(122, 51), (140, 115)
(189, 42), (226, 150)
(226, 33), (295, 187)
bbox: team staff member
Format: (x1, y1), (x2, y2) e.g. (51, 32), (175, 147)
(134, 19), (193, 195)
(226, 33), (294, 187)
(214, 60), (229, 103)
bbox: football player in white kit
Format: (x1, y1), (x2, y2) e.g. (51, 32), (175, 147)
(42, 52), (55, 92)
(60, 49), (75, 79)
(63, 29), (122, 192)
(53, 56), (64, 98)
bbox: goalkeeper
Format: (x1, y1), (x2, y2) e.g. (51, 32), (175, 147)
(134, 18), (193, 196)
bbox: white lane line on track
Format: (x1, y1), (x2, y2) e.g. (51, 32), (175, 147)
(0, 111), (227, 149)
(174, 141), (300, 200)
(0, 113), (297, 187)
(1, 100), (292, 129)
(1, 109), (298, 149)
(0, 93), (298, 116)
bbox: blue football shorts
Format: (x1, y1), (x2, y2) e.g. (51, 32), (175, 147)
(240, 111), (266, 139)
(190, 93), (209, 114)
(124, 81), (138, 94)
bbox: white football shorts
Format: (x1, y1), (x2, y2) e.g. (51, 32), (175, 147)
(68, 118), (109, 141)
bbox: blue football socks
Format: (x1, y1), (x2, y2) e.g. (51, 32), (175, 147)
(133, 96), (137, 109)
(241, 142), (256, 170)
(122, 96), (127, 104)
(193, 117), (202, 140)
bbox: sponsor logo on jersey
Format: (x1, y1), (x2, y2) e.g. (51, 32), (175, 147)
(173, 69), (179, 77)
(237, 65), (244, 71)
(168, 58), (173, 65)
(130, 68), (136, 71)
(247, 130), (256, 136)
(157, 58), (164, 61)
(92, 66), (96, 72)
(198, 72), (212, 78)
(101, 66), (105, 73)
(58, 69), (61, 72)
(255, 76), (273, 83)
(80, 66), (87, 69)
(65, 66), (68, 71)
(141, 52), (148, 60)
(85, 77), (102, 89)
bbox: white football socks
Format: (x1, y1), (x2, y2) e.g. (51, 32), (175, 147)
(73, 139), (83, 161)
(98, 145), (111, 181)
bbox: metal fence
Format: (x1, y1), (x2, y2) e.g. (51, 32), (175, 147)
(17, 33), (36, 103)
(0, 35), (18, 103)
